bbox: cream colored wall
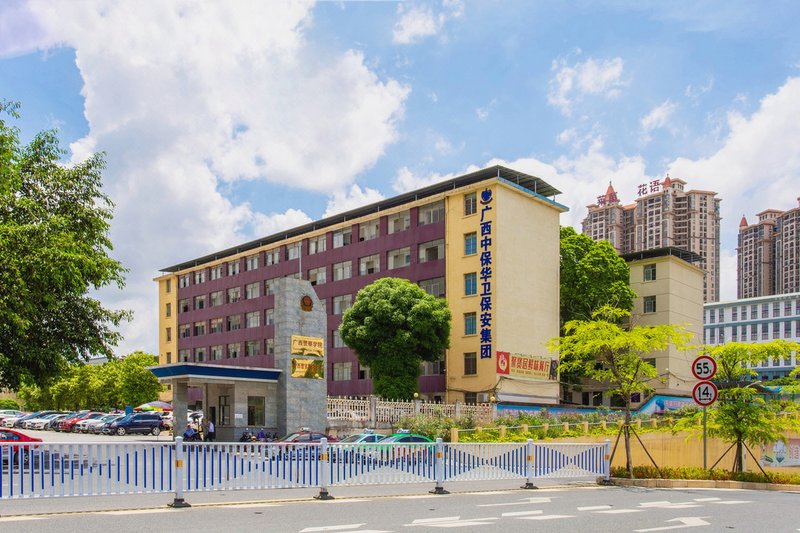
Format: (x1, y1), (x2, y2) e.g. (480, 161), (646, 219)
(155, 274), (177, 402)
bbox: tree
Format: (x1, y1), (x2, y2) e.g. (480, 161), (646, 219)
(115, 351), (162, 407)
(559, 226), (635, 326)
(0, 101), (129, 390)
(673, 340), (800, 473)
(339, 277), (451, 400)
(550, 306), (691, 477)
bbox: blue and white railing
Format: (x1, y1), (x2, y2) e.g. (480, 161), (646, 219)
(1, 439), (610, 502)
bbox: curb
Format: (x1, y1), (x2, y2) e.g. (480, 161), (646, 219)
(608, 477), (800, 492)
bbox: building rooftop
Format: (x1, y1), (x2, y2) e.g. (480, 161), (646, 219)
(161, 165), (562, 273)
(621, 247), (703, 265)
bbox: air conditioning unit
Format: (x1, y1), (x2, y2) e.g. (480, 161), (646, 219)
(477, 393), (490, 403)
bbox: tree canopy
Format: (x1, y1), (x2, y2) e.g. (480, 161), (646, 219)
(339, 277), (451, 400)
(550, 306), (691, 476)
(673, 340), (800, 473)
(0, 100), (128, 390)
(559, 226), (635, 326)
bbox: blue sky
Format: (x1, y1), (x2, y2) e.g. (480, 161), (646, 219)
(2, 1), (800, 356)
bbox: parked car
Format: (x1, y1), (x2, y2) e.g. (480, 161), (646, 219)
(86, 414), (123, 434)
(337, 431), (386, 444)
(0, 428), (42, 464)
(59, 411), (104, 433)
(11, 411), (59, 429)
(0, 411), (25, 425)
(331, 430), (386, 462)
(361, 430), (434, 463)
(47, 413), (74, 431)
(108, 412), (165, 436)
(25, 412), (68, 430)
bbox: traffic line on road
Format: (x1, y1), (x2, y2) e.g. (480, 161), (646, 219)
(0, 516), (47, 522)
(501, 510), (543, 517)
(577, 505), (612, 511)
(712, 500), (751, 505)
(692, 497), (720, 502)
(595, 509), (644, 514)
(516, 514), (575, 520)
(634, 516), (710, 532)
(300, 524), (366, 532)
(478, 496), (552, 506)
(91, 508), (173, 515)
(405, 516), (499, 528)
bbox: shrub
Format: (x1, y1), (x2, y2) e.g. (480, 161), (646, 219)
(610, 465), (800, 485)
(0, 398), (20, 410)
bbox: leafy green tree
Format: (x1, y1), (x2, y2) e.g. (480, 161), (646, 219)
(673, 340), (800, 473)
(550, 306), (691, 477)
(339, 277), (451, 400)
(115, 351), (162, 408)
(559, 226), (635, 325)
(0, 398), (20, 410)
(0, 100), (129, 390)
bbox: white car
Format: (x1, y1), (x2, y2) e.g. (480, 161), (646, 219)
(3, 415), (25, 428)
(25, 413), (64, 430)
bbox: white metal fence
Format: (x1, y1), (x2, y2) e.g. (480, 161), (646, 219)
(1, 438), (609, 501)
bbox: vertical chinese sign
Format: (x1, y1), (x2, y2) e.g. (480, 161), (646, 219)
(479, 189), (493, 359)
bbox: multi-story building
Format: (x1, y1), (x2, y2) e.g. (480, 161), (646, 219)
(704, 293), (800, 380)
(582, 177), (721, 302)
(738, 198), (800, 298)
(155, 166), (567, 406)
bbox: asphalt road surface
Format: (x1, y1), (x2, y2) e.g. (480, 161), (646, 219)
(2, 484), (798, 532)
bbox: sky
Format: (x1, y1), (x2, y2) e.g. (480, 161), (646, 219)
(2, 1), (800, 358)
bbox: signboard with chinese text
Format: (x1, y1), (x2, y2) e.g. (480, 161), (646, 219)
(290, 335), (325, 357)
(290, 358), (324, 379)
(478, 188), (494, 359)
(496, 351), (558, 381)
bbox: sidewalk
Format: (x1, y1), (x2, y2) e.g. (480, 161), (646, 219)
(0, 478), (590, 517)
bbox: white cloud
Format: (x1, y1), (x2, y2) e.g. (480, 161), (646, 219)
(640, 100), (678, 143)
(19, 1), (410, 356)
(393, 166), (465, 192)
(548, 56), (627, 115)
(685, 76), (714, 101)
(434, 136), (454, 154)
(392, 0), (464, 45)
(323, 184), (385, 217)
(476, 99), (497, 121)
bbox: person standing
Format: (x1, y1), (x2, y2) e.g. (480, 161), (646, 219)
(205, 419), (216, 442)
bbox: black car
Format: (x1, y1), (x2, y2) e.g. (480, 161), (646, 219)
(107, 412), (165, 436)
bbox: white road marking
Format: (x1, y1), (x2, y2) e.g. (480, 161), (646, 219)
(596, 509), (645, 514)
(300, 524), (366, 532)
(577, 505), (612, 511)
(517, 515), (575, 520)
(692, 498), (720, 502)
(712, 500), (752, 505)
(639, 501), (701, 509)
(407, 517), (461, 524)
(0, 516), (47, 522)
(634, 516), (710, 532)
(501, 510), (543, 517)
(92, 509), (173, 515)
(478, 497), (552, 507)
(405, 516), (498, 528)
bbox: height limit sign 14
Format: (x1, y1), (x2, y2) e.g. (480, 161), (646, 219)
(692, 355), (718, 407)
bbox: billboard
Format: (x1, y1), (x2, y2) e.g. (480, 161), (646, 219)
(496, 351), (557, 381)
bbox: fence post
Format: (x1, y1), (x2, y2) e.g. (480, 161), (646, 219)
(429, 438), (449, 494)
(314, 438), (334, 500)
(601, 439), (612, 485)
(521, 439), (537, 489)
(369, 395), (377, 427)
(169, 436), (191, 508)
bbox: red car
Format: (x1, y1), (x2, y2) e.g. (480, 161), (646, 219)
(58, 411), (105, 433)
(0, 428), (42, 464)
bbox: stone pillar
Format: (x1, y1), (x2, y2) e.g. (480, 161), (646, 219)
(273, 278), (327, 436)
(172, 381), (189, 440)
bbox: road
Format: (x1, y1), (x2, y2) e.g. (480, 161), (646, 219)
(1, 484), (798, 532)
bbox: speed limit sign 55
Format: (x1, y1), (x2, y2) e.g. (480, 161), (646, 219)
(693, 381), (718, 407)
(692, 355), (717, 380)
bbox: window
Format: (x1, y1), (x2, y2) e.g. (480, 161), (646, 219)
(286, 242), (301, 261)
(420, 277), (445, 298)
(359, 254), (380, 276)
(643, 264), (657, 282)
(227, 314), (241, 331)
(333, 294), (353, 315)
(179, 324), (191, 338)
(464, 392), (477, 405)
(464, 232), (477, 256)
(265, 279), (276, 296)
(165, 352), (172, 364)
(762, 324), (768, 340)
(388, 210), (410, 234)
(359, 220), (379, 241)
(332, 362), (352, 381)
(194, 347), (206, 362)
(464, 192), (477, 216)
(227, 260), (240, 276)
(245, 254), (259, 271)
(419, 239), (444, 262)
(741, 307), (748, 320)
(227, 343), (241, 359)
(773, 302), (780, 317)
(265, 308), (274, 325)
(179, 349), (190, 362)
(210, 345), (223, 360)
(246, 311), (260, 328)
(179, 298), (191, 313)
(308, 266), (326, 286)
(732, 307), (738, 321)
(387, 247), (411, 270)
(210, 265), (223, 280)
(246, 340), (260, 357)
(246, 282), (260, 299)
(644, 296), (657, 314)
(464, 312), (477, 335)
(333, 261), (352, 281)
(165, 279), (171, 293)
(731, 327), (738, 341)
(709, 309), (715, 324)
(464, 273), (477, 296)
(750, 324), (757, 341)
(194, 295), (206, 310)
(218, 395), (230, 426)
(194, 270), (206, 284)
(332, 329), (345, 348)
(785, 322), (791, 338)
(785, 301), (792, 315)
(309, 235), (326, 255)
(210, 291), (223, 307)
(266, 338), (274, 355)
(210, 317), (224, 334)
(165, 302), (172, 317)
(333, 227), (352, 248)
(718, 308), (725, 322)
(418, 200), (444, 225)
(179, 274), (190, 288)
(193, 321), (205, 336)
(227, 286), (241, 303)
(247, 396), (265, 426)
(165, 327), (172, 342)
(464, 352), (477, 375)
(773, 322), (780, 338)
(265, 249), (280, 265)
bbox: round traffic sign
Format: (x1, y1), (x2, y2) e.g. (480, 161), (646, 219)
(692, 355), (717, 380)
(692, 380), (718, 407)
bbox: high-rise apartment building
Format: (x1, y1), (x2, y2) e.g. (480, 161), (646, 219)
(738, 198), (800, 298)
(582, 176), (721, 302)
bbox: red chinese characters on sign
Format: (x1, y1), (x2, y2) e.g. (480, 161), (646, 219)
(637, 179), (662, 197)
(596, 192), (618, 207)
(495, 351), (556, 381)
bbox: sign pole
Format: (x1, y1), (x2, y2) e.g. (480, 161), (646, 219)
(703, 405), (707, 470)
